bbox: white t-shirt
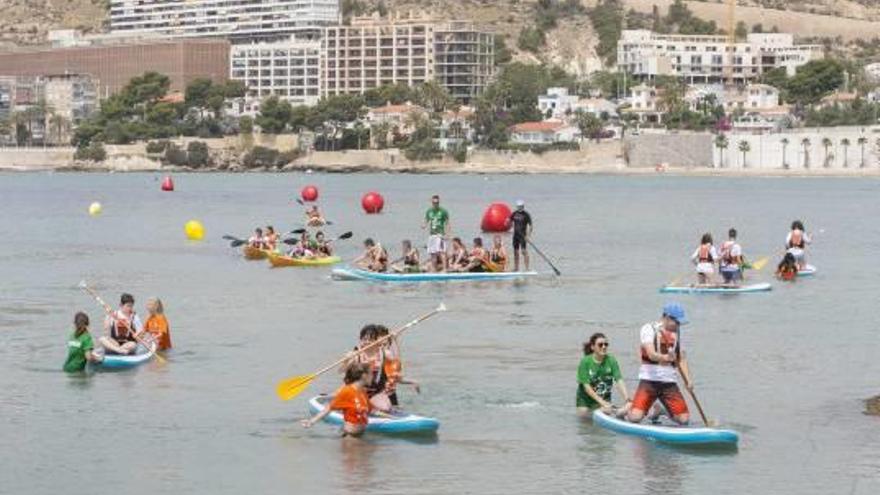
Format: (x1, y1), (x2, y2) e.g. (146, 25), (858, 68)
(719, 241), (742, 270)
(637, 322), (680, 383)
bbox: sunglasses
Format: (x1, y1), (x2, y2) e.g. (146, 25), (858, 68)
(595, 342), (609, 348)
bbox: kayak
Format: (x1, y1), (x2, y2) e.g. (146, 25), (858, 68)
(592, 410), (739, 446)
(308, 395), (440, 434)
(799, 264), (817, 277)
(243, 245), (270, 260)
(659, 282), (772, 294)
(267, 252), (341, 268)
(99, 341), (157, 369)
(331, 266), (539, 282)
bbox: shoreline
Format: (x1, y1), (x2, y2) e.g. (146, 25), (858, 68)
(3, 161), (880, 177)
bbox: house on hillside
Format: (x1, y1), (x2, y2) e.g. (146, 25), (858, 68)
(817, 91), (859, 109)
(509, 120), (581, 145)
(538, 87), (579, 119)
(623, 83), (663, 123)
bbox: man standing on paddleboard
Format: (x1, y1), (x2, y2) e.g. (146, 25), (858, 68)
(626, 302), (694, 425)
(423, 194), (450, 272)
(509, 200), (533, 272)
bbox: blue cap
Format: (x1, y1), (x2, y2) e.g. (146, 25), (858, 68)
(662, 302), (688, 325)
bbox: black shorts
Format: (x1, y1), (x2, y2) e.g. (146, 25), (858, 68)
(513, 235), (527, 250)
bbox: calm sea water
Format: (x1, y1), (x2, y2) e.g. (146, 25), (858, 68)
(1, 172), (878, 495)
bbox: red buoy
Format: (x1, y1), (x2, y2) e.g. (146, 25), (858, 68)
(481, 202), (512, 232)
(301, 185), (319, 202)
(161, 176), (174, 192)
(361, 191), (385, 214)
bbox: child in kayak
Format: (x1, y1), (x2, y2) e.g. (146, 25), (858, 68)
(690, 233), (717, 285)
(63, 312), (103, 372)
(391, 240), (421, 273)
(785, 220), (811, 269)
(99, 293), (143, 355)
(487, 235), (508, 272)
(576, 332), (630, 417)
(447, 237), (469, 272)
(302, 363), (373, 437)
(354, 238), (388, 272)
(143, 298), (172, 351)
(776, 252), (799, 281)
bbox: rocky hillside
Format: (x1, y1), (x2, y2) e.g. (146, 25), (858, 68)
(0, 0), (106, 47)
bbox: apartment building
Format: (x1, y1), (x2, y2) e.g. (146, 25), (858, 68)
(617, 30), (823, 84)
(322, 15), (493, 103)
(108, 0), (339, 40)
(230, 39), (322, 107)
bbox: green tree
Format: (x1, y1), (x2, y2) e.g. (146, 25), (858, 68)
(840, 138), (850, 167)
(589, 0), (624, 66)
(414, 81), (453, 114)
(738, 140), (751, 168)
(574, 110), (603, 142)
(186, 141), (211, 168)
(715, 134), (729, 168)
(517, 27), (545, 53)
(821, 137), (833, 167)
(494, 35), (513, 65)
(786, 59), (845, 106)
(256, 96), (293, 134)
(735, 21), (749, 41)
(780, 137), (789, 169)
(801, 138), (811, 168)
(363, 83), (412, 107)
(858, 136), (868, 168)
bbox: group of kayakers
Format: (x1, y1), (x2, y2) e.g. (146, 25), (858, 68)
(352, 195), (534, 274)
(64, 293), (172, 372)
(689, 220), (813, 285)
(247, 226), (281, 251)
(302, 323), (418, 436)
(576, 302), (694, 426)
(246, 224), (336, 259)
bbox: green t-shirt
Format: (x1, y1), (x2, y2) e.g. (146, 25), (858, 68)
(425, 207), (449, 235)
(63, 331), (94, 373)
(576, 354), (622, 409)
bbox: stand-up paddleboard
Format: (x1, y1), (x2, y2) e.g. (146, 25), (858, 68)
(308, 395), (439, 433)
(798, 264), (817, 277)
(331, 266), (539, 283)
(98, 342), (157, 369)
(659, 282), (772, 294)
(593, 410), (739, 445)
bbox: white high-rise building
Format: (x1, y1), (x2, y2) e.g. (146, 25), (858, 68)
(109, 0), (340, 40)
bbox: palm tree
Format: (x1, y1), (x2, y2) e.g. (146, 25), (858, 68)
(715, 134), (729, 168)
(858, 137), (867, 168)
(780, 137), (790, 169)
(821, 137), (833, 168)
(738, 140), (751, 168)
(49, 114), (69, 146)
(840, 138), (850, 168)
(801, 138), (811, 169)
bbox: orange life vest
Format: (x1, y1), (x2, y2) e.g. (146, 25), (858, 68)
(641, 324), (679, 365)
(698, 244), (713, 263)
(789, 230), (804, 249)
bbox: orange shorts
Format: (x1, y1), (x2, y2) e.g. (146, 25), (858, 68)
(631, 381), (689, 417)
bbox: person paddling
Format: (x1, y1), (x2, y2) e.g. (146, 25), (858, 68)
(143, 298), (172, 351)
(99, 293), (144, 355)
(423, 194), (450, 272)
(301, 363), (373, 437)
(306, 205), (326, 227)
(719, 228), (744, 285)
(314, 231), (333, 257)
(690, 233), (717, 285)
(391, 239), (421, 273)
(264, 226), (279, 251)
(487, 235), (508, 272)
(786, 220), (811, 270)
(576, 332), (631, 417)
(63, 312), (103, 372)
(626, 303), (694, 425)
(347, 324), (393, 412)
(353, 238), (388, 272)
(509, 200), (533, 271)
(248, 228), (267, 249)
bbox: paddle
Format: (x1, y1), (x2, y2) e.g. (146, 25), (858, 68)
(526, 239), (560, 276)
(275, 303), (447, 401)
(78, 281), (166, 364)
(677, 364), (713, 427)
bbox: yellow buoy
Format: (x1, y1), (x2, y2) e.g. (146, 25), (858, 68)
(88, 202), (102, 216)
(184, 220), (205, 241)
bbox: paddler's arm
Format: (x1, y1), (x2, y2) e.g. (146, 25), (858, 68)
(301, 405), (332, 428)
(582, 384), (613, 411)
(641, 343), (674, 365)
(614, 381), (631, 408)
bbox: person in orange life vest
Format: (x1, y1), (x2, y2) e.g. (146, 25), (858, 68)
(143, 297), (172, 351)
(248, 228), (267, 249)
(263, 226), (279, 251)
(341, 324), (394, 413)
(785, 220), (811, 269)
(626, 302), (694, 426)
(463, 237), (489, 273)
(718, 228), (744, 285)
(372, 325), (420, 408)
(99, 293), (144, 355)
(301, 363), (373, 437)
(690, 233), (717, 285)
(776, 252), (798, 281)
(487, 235), (508, 272)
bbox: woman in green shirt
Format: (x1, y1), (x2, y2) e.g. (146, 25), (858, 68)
(576, 332), (631, 418)
(63, 312), (102, 372)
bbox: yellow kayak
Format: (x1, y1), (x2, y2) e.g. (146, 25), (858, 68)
(267, 252), (341, 267)
(243, 245), (270, 260)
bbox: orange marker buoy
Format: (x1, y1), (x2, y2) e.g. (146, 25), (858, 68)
(361, 191), (385, 214)
(161, 176), (175, 191)
(481, 202), (512, 232)
(301, 185), (319, 202)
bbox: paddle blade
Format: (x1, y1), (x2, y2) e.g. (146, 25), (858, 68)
(338, 231), (353, 240)
(230, 239), (247, 248)
(289, 228), (306, 235)
(282, 238), (299, 245)
(276, 374), (316, 401)
(222, 235), (238, 241)
(751, 257), (769, 271)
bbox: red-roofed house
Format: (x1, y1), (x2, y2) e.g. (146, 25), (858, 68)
(509, 120), (581, 145)
(366, 102), (426, 127)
